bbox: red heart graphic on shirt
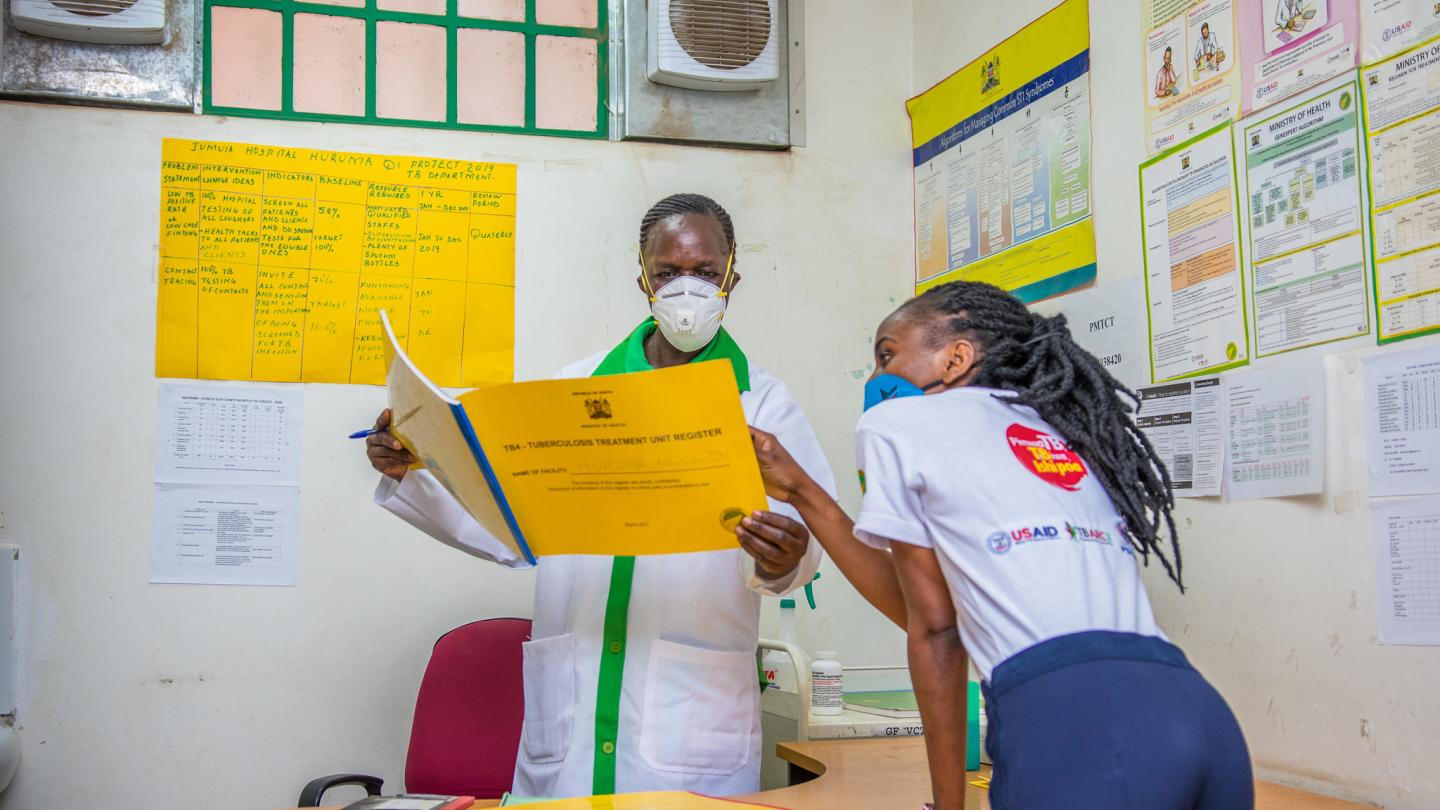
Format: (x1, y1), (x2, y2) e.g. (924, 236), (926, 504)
(1005, 424), (1088, 491)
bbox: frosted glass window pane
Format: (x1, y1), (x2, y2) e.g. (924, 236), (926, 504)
(376, 22), (448, 122)
(457, 0), (524, 21)
(293, 14), (366, 116)
(457, 29), (526, 126)
(536, 0), (597, 28)
(211, 7), (282, 110)
(378, 0), (448, 16)
(535, 35), (597, 131)
(301, 0), (364, 9)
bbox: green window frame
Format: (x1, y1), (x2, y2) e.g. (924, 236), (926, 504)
(202, 0), (607, 139)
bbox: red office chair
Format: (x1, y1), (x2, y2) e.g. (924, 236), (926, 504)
(299, 617), (531, 806)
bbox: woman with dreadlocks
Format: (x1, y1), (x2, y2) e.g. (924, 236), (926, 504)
(742, 281), (1252, 810)
(364, 193), (836, 798)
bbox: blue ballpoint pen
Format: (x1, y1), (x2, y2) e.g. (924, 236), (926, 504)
(348, 406), (418, 439)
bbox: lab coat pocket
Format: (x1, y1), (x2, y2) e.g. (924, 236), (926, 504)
(520, 633), (575, 764)
(640, 638), (756, 776)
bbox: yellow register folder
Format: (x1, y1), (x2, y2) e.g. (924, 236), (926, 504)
(380, 312), (768, 564)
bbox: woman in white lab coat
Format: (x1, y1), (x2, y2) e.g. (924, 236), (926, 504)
(365, 193), (837, 799)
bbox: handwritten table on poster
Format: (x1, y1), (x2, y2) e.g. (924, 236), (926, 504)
(156, 138), (516, 387)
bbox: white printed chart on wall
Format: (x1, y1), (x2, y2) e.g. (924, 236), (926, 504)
(151, 381), (303, 586)
(1142, 0), (1242, 155)
(1364, 343), (1440, 497)
(1136, 376), (1225, 497)
(1371, 496), (1440, 645)
(1361, 36), (1440, 343)
(1238, 78), (1372, 358)
(1140, 124), (1251, 383)
(1223, 359), (1325, 499)
(1362, 0), (1440, 63)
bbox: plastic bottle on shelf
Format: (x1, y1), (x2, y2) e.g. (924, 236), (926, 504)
(762, 572), (821, 693)
(762, 597), (801, 692)
(809, 651), (844, 716)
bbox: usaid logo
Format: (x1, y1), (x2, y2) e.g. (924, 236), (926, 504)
(987, 525), (1061, 554)
(1257, 81), (1279, 99)
(1384, 21), (1413, 42)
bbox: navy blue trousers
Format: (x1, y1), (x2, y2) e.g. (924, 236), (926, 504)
(981, 631), (1253, 810)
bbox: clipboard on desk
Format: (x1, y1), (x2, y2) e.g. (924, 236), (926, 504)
(343, 796), (473, 810)
(380, 311), (768, 564)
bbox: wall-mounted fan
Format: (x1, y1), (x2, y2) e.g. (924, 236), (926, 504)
(10, 0), (165, 45)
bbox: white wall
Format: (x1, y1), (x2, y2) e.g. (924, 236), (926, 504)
(913, 2), (1440, 808)
(0, 3), (914, 806)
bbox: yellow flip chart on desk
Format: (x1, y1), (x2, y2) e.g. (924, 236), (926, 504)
(155, 138), (515, 387)
(381, 312), (767, 563)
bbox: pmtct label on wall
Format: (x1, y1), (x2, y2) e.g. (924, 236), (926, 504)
(155, 138), (516, 387)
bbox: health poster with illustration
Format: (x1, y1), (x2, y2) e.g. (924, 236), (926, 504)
(156, 138), (516, 387)
(1361, 35), (1440, 343)
(1239, 78), (1371, 357)
(1237, 0), (1359, 114)
(1140, 124), (1251, 383)
(908, 0), (1095, 302)
(1362, 0), (1440, 63)
(1144, 0), (1242, 155)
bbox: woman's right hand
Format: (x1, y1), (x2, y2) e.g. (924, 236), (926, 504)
(367, 408), (416, 481)
(749, 426), (817, 504)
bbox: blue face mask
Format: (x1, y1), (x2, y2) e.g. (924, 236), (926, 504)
(863, 373), (944, 412)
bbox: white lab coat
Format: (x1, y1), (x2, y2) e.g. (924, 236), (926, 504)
(375, 350), (837, 798)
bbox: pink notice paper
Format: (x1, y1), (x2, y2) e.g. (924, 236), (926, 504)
(1238, 0), (1357, 114)
(458, 0), (524, 20)
(376, 21), (448, 122)
(292, 13), (366, 116)
(458, 28), (526, 126)
(536, 0), (597, 28)
(378, 0), (447, 15)
(535, 35), (597, 131)
(210, 7), (282, 110)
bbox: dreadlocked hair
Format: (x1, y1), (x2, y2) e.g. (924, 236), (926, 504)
(638, 193), (737, 266)
(901, 281), (1184, 591)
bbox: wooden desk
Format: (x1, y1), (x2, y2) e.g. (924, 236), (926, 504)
(750, 738), (1378, 810)
(310, 737), (1377, 809)
(745, 737), (963, 809)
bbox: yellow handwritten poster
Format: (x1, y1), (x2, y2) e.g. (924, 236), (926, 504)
(156, 138), (515, 386)
(907, 0), (1095, 302)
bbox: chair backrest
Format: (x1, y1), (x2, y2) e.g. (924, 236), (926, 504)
(405, 617), (530, 799)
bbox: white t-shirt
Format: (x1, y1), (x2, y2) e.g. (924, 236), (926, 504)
(853, 387), (1164, 680)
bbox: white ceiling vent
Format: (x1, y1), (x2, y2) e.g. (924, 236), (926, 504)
(9, 0), (165, 45)
(648, 0), (779, 91)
